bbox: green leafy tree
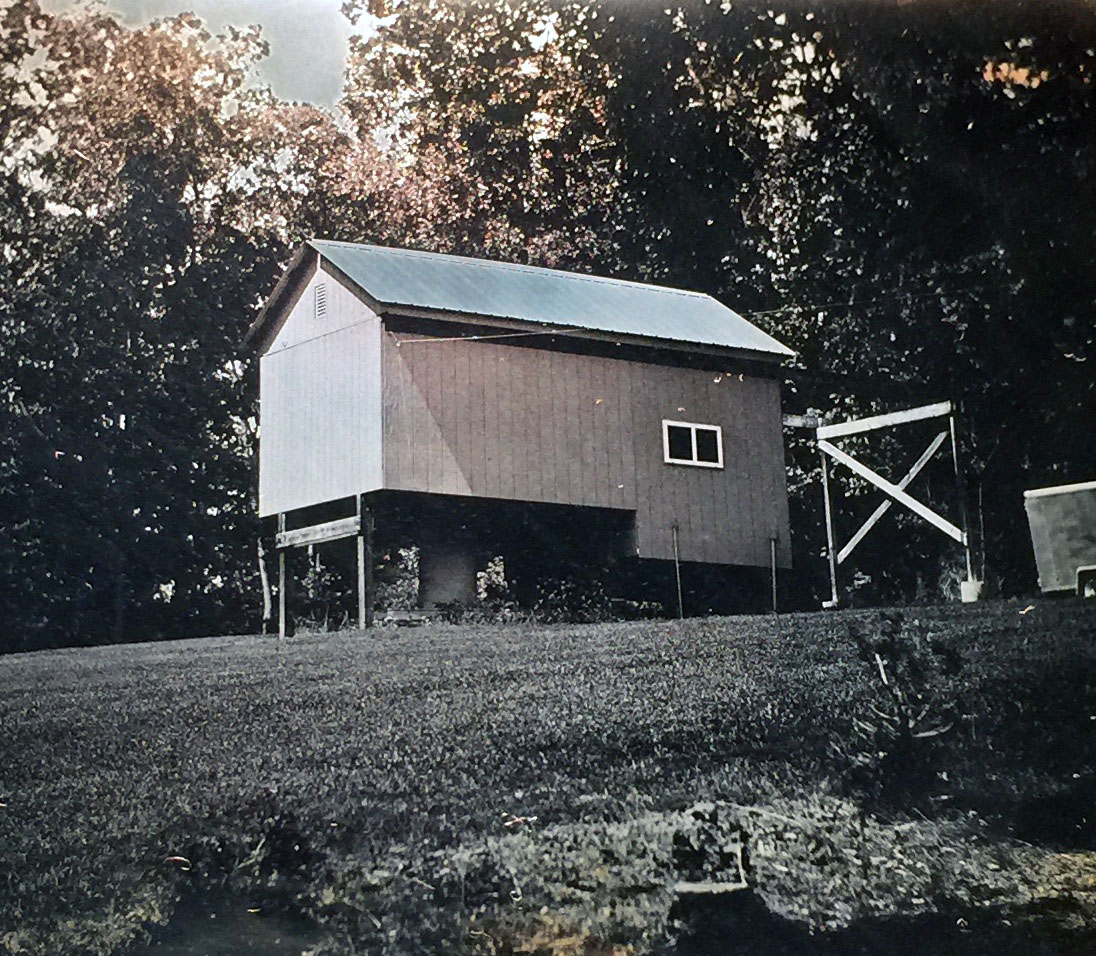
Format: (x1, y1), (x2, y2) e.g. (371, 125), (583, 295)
(340, 0), (623, 267)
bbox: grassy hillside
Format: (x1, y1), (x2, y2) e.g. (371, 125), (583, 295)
(1, 601), (1095, 954)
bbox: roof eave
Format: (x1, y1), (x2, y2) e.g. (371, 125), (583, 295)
(378, 304), (795, 364)
(240, 244), (315, 354)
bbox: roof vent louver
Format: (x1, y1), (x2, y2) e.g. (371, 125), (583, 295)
(315, 283), (327, 318)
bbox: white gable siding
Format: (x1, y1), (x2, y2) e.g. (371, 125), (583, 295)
(258, 265), (383, 516)
(265, 260), (371, 354)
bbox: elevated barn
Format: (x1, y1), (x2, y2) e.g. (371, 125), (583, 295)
(245, 240), (794, 621)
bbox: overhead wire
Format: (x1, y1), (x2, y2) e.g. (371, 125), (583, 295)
(390, 325), (588, 346)
(385, 281), (999, 350)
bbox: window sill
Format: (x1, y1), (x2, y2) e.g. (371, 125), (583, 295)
(664, 458), (725, 470)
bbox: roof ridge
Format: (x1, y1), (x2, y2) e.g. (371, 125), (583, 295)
(308, 238), (710, 300)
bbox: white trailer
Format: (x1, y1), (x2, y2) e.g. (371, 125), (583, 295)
(1023, 480), (1096, 596)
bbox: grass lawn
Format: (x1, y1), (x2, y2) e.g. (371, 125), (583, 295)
(1, 600), (1095, 954)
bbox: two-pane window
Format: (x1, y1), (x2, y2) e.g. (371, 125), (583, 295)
(662, 420), (723, 468)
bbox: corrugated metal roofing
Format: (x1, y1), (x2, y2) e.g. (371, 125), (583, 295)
(308, 239), (793, 359)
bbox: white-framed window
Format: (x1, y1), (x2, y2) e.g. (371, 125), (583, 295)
(662, 419), (724, 469)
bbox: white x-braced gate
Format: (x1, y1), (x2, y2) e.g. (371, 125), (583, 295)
(787, 401), (975, 607)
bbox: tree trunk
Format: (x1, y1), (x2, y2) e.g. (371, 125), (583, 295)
(257, 539), (273, 634)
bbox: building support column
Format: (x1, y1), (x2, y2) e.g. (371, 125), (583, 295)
(419, 538), (478, 608)
(671, 524), (684, 619)
(357, 495), (375, 629)
(820, 451), (839, 608)
(770, 536), (779, 614)
(277, 513), (287, 638)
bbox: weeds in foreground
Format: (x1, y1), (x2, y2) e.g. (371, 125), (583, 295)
(840, 611), (964, 804)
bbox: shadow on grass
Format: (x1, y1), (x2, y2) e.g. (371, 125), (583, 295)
(665, 891), (1096, 956)
(1010, 775), (1096, 849)
(126, 893), (321, 956)
(957, 773), (1096, 851)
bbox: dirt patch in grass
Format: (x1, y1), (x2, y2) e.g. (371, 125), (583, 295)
(276, 791), (1096, 953)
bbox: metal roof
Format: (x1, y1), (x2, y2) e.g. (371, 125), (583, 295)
(308, 239), (793, 359)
